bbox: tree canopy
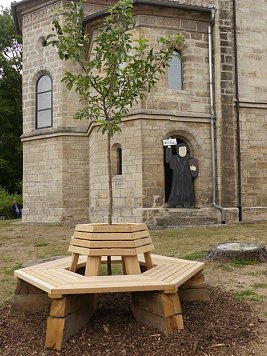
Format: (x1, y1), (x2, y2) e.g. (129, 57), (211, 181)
(0, 8), (22, 194)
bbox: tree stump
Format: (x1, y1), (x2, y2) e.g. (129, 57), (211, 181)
(206, 243), (267, 263)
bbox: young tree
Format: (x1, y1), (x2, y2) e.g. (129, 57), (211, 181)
(47, 0), (183, 224)
(0, 8), (22, 194)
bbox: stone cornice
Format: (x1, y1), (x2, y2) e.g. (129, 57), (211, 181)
(12, 0), (61, 34)
(13, 0), (214, 34)
(21, 127), (88, 142)
(86, 111), (210, 135)
(238, 100), (267, 109)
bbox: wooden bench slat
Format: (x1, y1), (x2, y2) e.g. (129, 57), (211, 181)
(75, 223), (147, 233)
(143, 261), (203, 288)
(143, 263), (181, 279)
(53, 276), (171, 294)
(49, 269), (85, 281)
(149, 254), (204, 267)
(23, 269), (68, 286)
(70, 237), (136, 248)
(68, 245), (90, 256)
(70, 237), (153, 249)
(20, 257), (72, 271)
(165, 264), (204, 288)
(19, 256), (86, 272)
(133, 237), (153, 247)
(88, 248), (137, 256)
(135, 244), (154, 255)
(72, 230), (150, 241)
(15, 270), (54, 293)
(69, 245), (148, 257)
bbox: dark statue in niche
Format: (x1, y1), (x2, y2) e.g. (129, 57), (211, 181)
(166, 143), (198, 208)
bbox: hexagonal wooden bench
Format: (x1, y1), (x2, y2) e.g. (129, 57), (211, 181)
(12, 224), (209, 351)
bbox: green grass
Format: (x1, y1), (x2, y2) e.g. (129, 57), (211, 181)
(0, 221), (266, 306)
(229, 259), (259, 267)
(214, 258), (260, 271)
(217, 262), (234, 271)
(35, 242), (48, 247)
(181, 250), (207, 261)
(253, 283), (267, 289)
(3, 263), (23, 276)
(100, 264), (123, 276)
(234, 289), (264, 302)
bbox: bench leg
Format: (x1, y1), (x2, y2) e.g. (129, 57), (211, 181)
(144, 252), (154, 270)
(69, 253), (79, 272)
(10, 279), (51, 314)
(85, 256), (101, 276)
(179, 271), (210, 302)
(45, 294), (97, 351)
(123, 256), (141, 274)
(131, 291), (184, 336)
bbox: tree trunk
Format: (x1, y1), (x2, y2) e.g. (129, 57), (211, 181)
(107, 127), (113, 275)
(107, 127), (113, 225)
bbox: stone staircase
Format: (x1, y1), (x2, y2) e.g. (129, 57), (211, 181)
(143, 207), (220, 227)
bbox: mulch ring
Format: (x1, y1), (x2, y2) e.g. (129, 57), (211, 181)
(0, 286), (263, 356)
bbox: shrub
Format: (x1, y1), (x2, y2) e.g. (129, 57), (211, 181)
(0, 186), (22, 218)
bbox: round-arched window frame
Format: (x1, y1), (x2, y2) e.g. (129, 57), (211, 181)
(36, 75), (52, 129)
(111, 144), (122, 176)
(168, 50), (182, 90)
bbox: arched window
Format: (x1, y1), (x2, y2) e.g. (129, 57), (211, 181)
(117, 147), (122, 175)
(36, 75), (52, 129)
(111, 144), (122, 176)
(168, 50), (182, 90)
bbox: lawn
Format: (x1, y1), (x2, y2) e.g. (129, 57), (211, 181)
(1, 220), (266, 307)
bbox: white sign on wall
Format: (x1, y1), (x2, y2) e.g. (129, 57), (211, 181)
(162, 138), (177, 146)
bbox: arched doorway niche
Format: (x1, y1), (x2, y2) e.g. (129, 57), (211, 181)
(162, 130), (199, 204)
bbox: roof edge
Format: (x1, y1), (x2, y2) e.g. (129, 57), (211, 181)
(83, 0), (215, 25)
(12, 0), (216, 35)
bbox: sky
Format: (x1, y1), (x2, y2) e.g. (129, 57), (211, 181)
(0, 0), (13, 11)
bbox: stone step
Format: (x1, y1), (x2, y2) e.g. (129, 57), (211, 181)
(155, 215), (218, 227)
(153, 208), (218, 227)
(143, 207), (239, 227)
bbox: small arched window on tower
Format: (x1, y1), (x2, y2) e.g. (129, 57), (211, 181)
(36, 75), (52, 129)
(168, 50), (182, 90)
(111, 144), (122, 176)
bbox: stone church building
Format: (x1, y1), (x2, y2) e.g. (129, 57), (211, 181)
(12, 0), (267, 225)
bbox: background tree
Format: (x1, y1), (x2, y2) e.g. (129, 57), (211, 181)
(47, 0), (183, 224)
(0, 7), (22, 194)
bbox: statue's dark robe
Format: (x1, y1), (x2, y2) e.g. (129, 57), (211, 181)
(166, 148), (195, 207)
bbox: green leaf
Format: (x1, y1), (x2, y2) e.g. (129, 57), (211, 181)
(46, 0), (183, 134)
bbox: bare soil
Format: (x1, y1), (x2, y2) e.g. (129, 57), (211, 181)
(0, 287), (265, 356)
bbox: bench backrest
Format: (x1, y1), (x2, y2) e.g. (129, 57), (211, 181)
(68, 223), (154, 257)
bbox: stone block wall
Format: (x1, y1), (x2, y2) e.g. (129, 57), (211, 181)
(15, 0), (267, 224)
(22, 135), (89, 223)
(21, 1), (89, 223)
(237, 0), (267, 101)
(133, 10), (210, 115)
(236, 0), (267, 214)
(239, 107), (267, 207)
(213, 0), (238, 207)
(88, 120), (144, 223)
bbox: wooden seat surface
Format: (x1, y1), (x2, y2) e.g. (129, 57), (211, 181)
(14, 254), (204, 296)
